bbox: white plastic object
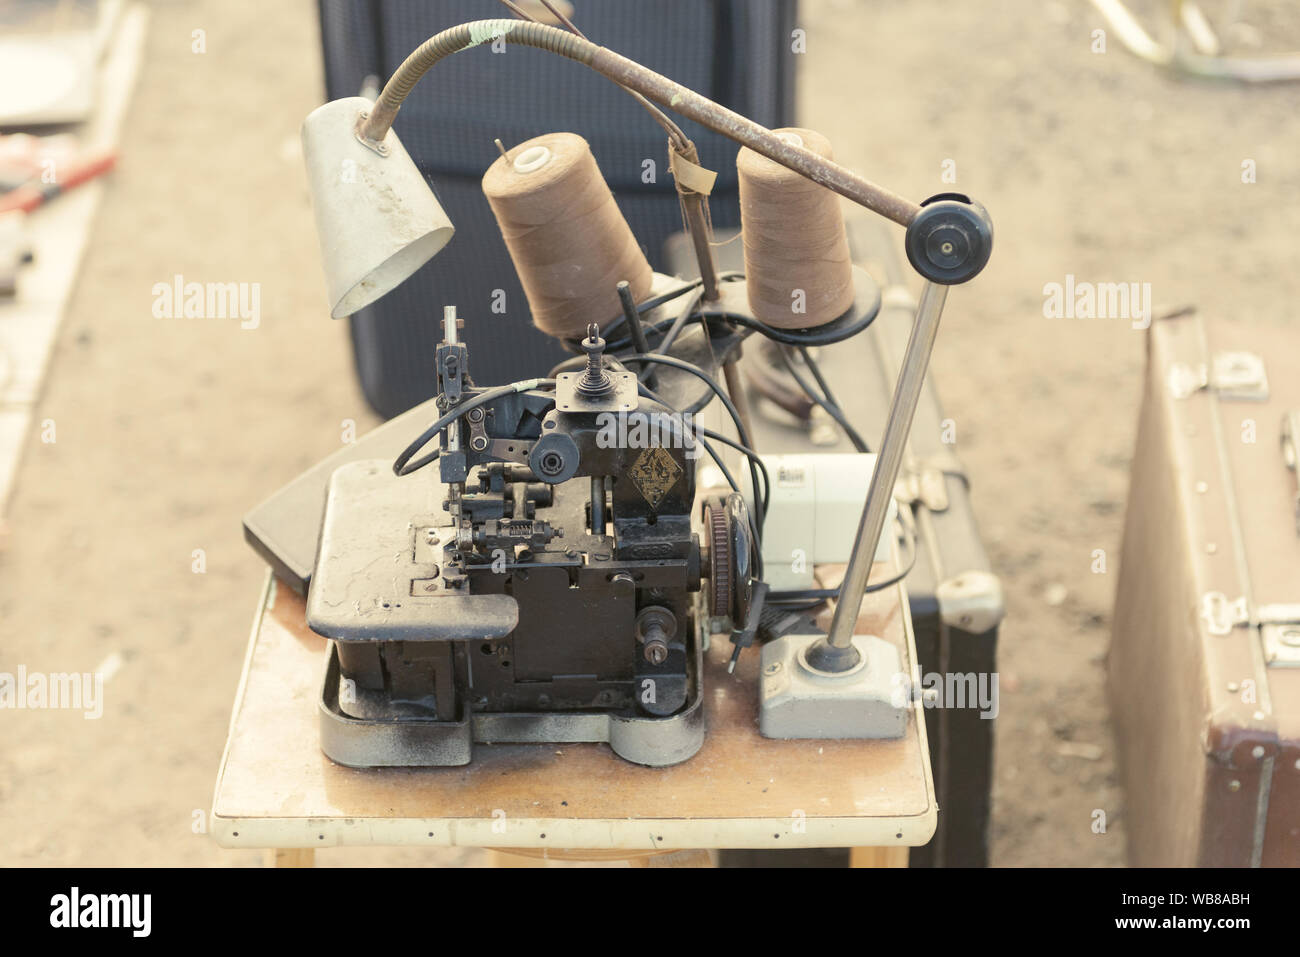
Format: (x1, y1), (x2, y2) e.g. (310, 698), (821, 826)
(742, 453), (898, 591)
(301, 97), (455, 318)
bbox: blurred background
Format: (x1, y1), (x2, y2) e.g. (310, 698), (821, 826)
(0, 0), (1297, 866)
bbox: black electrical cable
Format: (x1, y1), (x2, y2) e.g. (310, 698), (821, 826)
(795, 345), (836, 402)
(586, 268), (887, 356)
(796, 345), (871, 454)
(636, 382), (770, 516)
(636, 279), (704, 314)
(637, 383), (767, 583)
(713, 304), (878, 347)
(697, 427), (769, 519)
(618, 354), (753, 446)
(573, 279), (704, 351)
(766, 521), (918, 604)
(618, 353), (762, 535)
(774, 345), (871, 453)
(634, 382), (764, 520)
(392, 380), (556, 477)
(653, 287), (706, 355)
(575, 272), (746, 354)
(696, 436), (739, 496)
(402, 446), (442, 474)
(693, 437), (765, 582)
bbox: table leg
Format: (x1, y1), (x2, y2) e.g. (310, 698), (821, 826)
(630, 849), (715, 868)
(264, 847), (316, 868)
(850, 846), (909, 868)
(491, 848), (716, 867)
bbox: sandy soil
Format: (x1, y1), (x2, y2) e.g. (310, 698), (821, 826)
(2, 0), (1297, 866)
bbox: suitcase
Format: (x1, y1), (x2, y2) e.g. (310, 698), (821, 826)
(668, 220), (1003, 867)
(1110, 310), (1300, 867)
(315, 0), (797, 416)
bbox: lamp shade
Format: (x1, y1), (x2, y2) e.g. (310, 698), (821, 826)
(301, 96), (455, 318)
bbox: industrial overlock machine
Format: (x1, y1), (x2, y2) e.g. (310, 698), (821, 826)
(243, 13), (993, 768)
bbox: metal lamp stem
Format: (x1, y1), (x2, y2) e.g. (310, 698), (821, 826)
(825, 281), (948, 650)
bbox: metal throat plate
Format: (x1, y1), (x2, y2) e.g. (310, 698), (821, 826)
(306, 460), (519, 642)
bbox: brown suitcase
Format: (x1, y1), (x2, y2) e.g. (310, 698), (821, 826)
(1111, 311), (1300, 867)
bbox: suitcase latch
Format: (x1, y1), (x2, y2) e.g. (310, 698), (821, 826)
(1169, 351), (1269, 401)
(1200, 591), (1248, 636)
(1260, 604), (1300, 667)
(1282, 411), (1299, 535)
(894, 456), (967, 513)
(895, 466), (950, 512)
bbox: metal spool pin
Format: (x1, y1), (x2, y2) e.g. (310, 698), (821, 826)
(442, 305), (461, 458)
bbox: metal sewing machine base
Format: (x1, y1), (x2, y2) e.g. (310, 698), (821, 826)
(319, 631), (706, 769)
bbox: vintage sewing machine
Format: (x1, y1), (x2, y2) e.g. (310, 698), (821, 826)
(243, 16), (992, 768)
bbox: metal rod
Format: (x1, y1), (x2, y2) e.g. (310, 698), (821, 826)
(673, 139), (721, 302)
(617, 280), (650, 355)
(361, 21), (921, 227)
(441, 305), (461, 455)
(680, 191), (719, 300)
(590, 49), (920, 226)
(721, 358), (754, 447)
(825, 281), (948, 649)
(617, 279), (654, 387)
(590, 476), (606, 534)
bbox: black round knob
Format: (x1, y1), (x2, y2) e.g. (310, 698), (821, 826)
(528, 431), (580, 484)
(904, 193), (993, 285)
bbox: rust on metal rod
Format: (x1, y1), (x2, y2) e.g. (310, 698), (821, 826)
(721, 358), (755, 441)
(590, 48), (921, 227)
(359, 100), (400, 144)
(681, 192), (719, 300)
(360, 21), (921, 227)
(673, 140), (720, 301)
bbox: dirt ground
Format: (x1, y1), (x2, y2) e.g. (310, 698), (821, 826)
(2, 0), (1297, 866)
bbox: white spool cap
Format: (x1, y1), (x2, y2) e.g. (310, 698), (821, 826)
(513, 145), (553, 173)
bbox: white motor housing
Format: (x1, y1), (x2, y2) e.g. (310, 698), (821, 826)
(741, 453), (898, 591)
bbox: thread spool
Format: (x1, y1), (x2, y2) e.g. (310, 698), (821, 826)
(483, 132), (654, 340)
(737, 128), (855, 329)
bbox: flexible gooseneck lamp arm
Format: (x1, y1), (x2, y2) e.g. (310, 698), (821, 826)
(344, 18), (994, 672)
(357, 20), (921, 226)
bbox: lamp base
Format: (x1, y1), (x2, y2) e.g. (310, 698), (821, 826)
(759, 633), (907, 739)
